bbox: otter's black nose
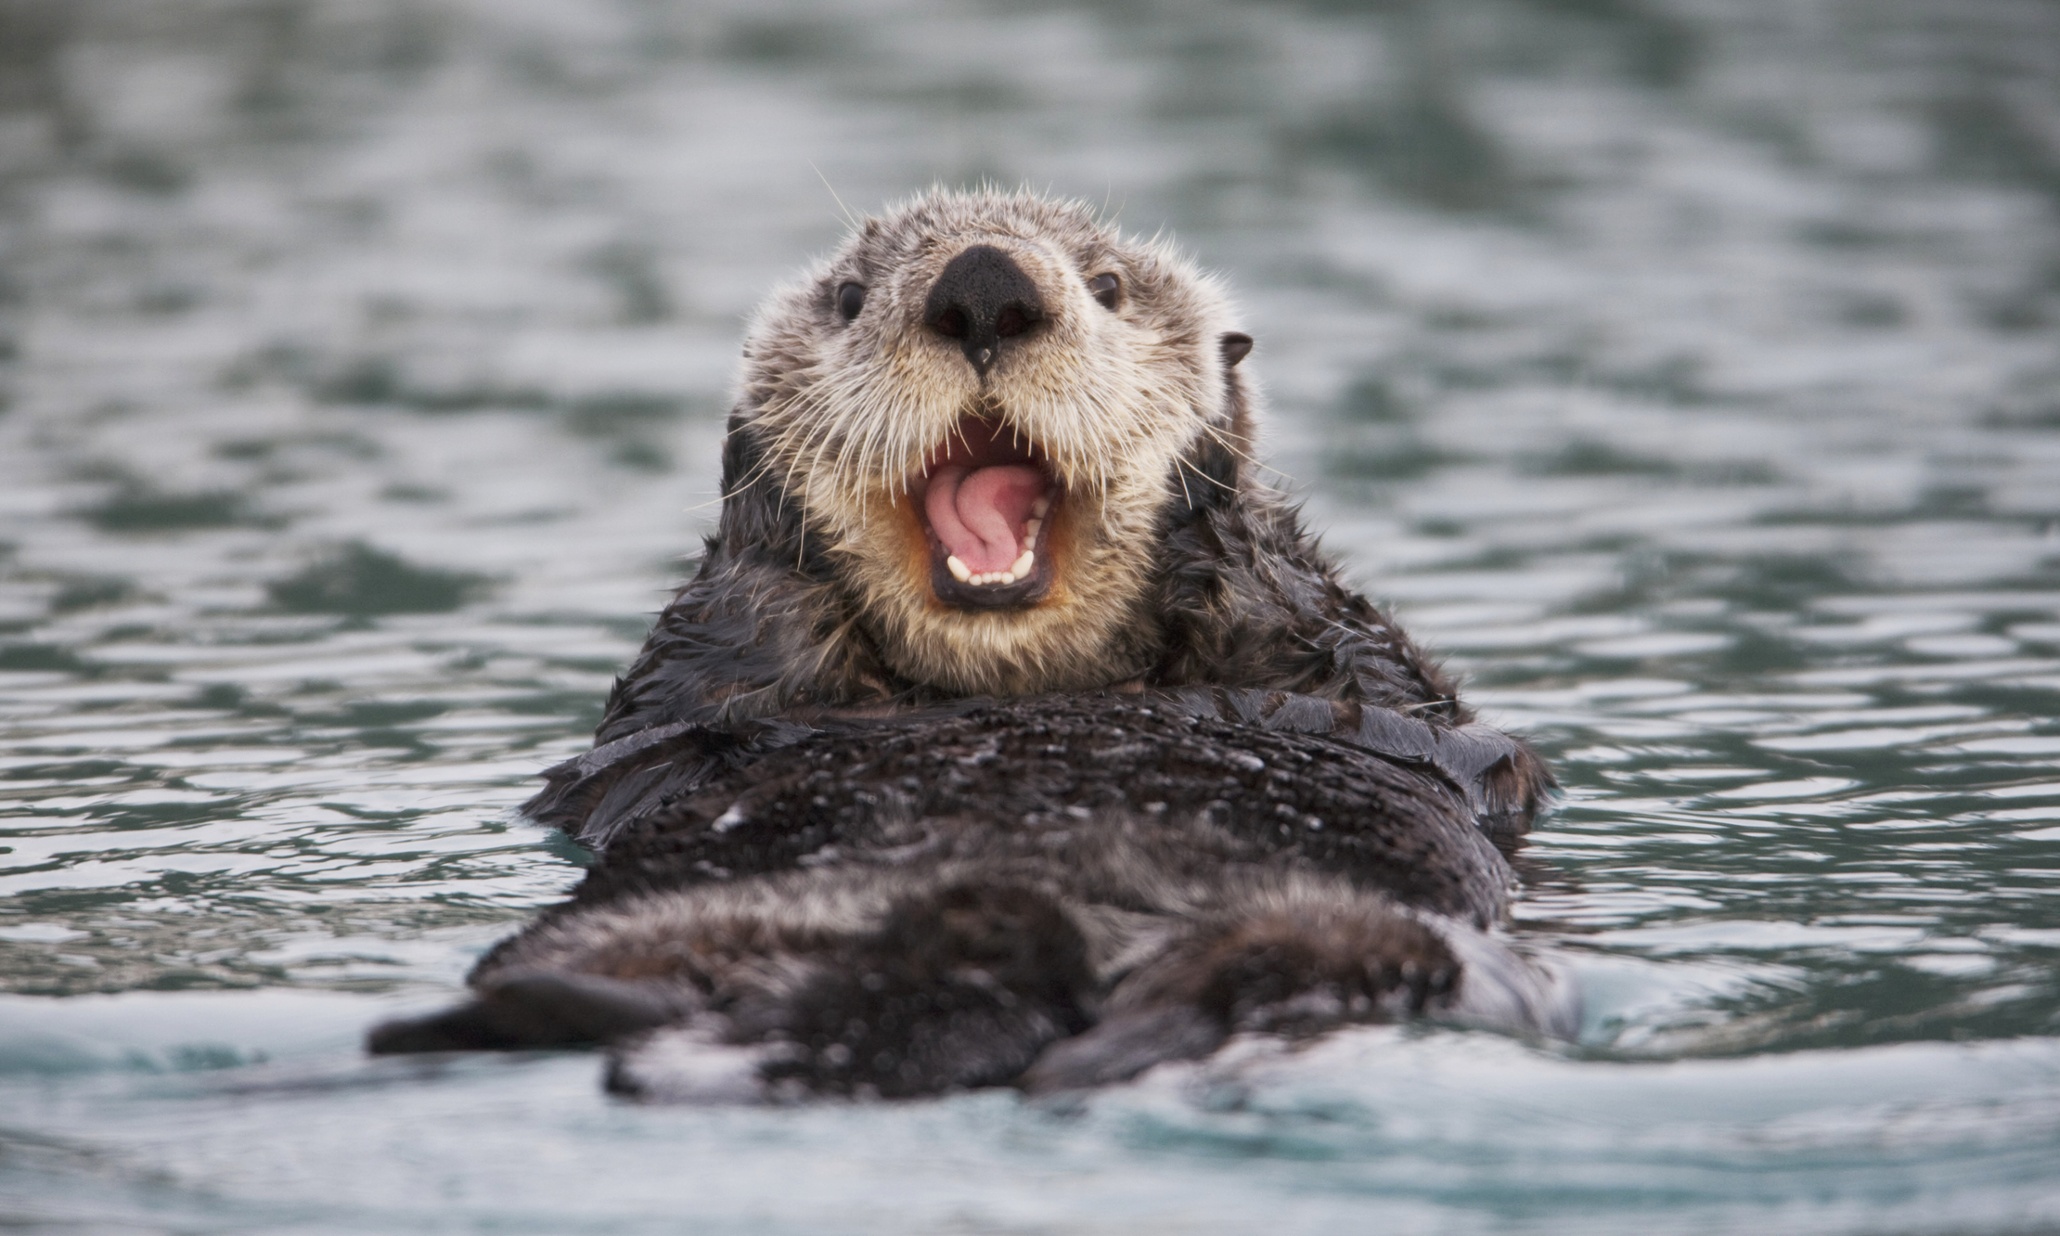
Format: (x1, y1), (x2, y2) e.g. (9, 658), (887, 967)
(924, 245), (1045, 376)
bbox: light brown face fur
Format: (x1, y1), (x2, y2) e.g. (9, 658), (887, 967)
(735, 188), (1246, 696)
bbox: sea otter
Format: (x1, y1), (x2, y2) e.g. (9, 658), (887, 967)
(369, 188), (1572, 1097)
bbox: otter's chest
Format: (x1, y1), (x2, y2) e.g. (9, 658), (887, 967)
(565, 698), (1514, 930)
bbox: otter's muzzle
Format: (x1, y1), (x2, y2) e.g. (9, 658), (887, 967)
(924, 245), (1045, 376)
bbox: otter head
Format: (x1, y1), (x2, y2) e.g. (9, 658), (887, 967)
(731, 188), (1254, 697)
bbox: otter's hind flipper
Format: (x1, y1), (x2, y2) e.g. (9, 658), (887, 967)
(367, 971), (686, 1054)
(1015, 1006), (1227, 1093)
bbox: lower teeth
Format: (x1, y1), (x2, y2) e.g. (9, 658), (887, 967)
(941, 504), (1047, 591)
(945, 551), (1036, 589)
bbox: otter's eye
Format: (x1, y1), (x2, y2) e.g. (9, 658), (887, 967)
(836, 282), (867, 322)
(1087, 273), (1120, 310)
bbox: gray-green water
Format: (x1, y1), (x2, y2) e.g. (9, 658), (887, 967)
(3, 1), (2059, 1231)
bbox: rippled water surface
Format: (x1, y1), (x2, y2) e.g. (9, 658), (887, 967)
(3, 1), (2059, 1231)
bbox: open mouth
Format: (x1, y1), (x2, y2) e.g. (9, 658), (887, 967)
(916, 415), (1061, 610)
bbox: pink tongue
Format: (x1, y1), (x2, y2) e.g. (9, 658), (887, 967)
(924, 463), (1044, 574)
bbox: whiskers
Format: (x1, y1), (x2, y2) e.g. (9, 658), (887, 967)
(753, 381), (1225, 524)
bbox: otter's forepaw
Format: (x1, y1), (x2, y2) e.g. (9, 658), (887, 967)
(739, 884), (1096, 1098)
(1022, 903), (1466, 1093)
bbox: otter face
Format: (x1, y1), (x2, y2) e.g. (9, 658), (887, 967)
(735, 188), (1249, 696)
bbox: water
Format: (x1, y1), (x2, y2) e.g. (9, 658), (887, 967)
(2, 0), (2058, 1230)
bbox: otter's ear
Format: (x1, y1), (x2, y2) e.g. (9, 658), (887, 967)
(1220, 333), (1253, 368)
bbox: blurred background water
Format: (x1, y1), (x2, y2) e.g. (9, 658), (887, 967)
(1, 0), (2058, 1231)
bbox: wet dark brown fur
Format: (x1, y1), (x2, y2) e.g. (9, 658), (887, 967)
(373, 693), (1567, 1098)
(366, 190), (1568, 1098)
